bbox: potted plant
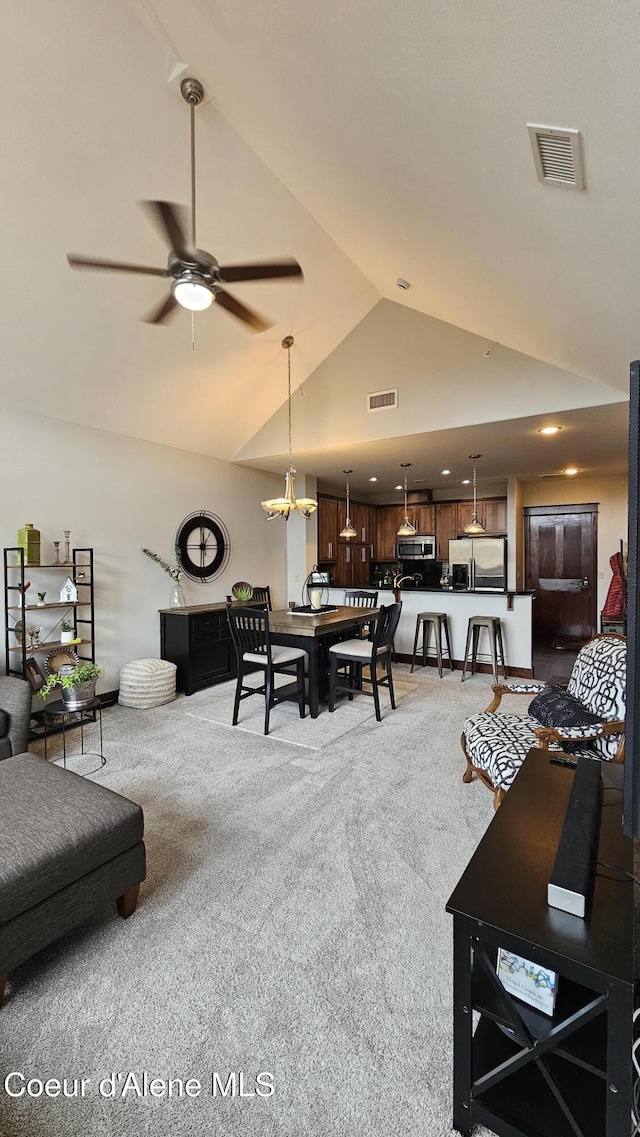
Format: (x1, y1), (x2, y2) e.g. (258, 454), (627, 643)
(60, 618), (75, 644)
(38, 662), (101, 710)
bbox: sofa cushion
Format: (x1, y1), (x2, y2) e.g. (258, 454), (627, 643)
(528, 685), (602, 751)
(0, 754), (144, 925)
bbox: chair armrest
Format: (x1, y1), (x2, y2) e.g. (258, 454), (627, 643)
(485, 681), (546, 713)
(535, 721), (626, 747)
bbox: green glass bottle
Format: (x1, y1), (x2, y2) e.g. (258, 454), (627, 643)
(17, 523), (41, 566)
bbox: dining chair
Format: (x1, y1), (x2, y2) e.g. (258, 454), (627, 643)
(328, 602), (402, 721)
(251, 586), (272, 611)
(227, 606), (307, 735)
(343, 589), (378, 638)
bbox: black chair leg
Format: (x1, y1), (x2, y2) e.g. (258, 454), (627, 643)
(232, 663), (243, 725)
(348, 661), (355, 700)
(297, 656), (306, 718)
(371, 663), (381, 721)
(329, 653), (338, 712)
(264, 666), (272, 735)
(387, 656), (396, 709)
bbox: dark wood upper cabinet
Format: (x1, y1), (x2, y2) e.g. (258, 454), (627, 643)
(374, 506), (404, 560)
(317, 497), (338, 561)
(456, 498), (507, 536)
(434, 503), (458, 561)
(415, 504), (435, 534)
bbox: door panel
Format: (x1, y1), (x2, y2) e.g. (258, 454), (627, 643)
(525, 508), (597, 642)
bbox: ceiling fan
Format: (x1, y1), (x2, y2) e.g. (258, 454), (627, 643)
(67, 77), (303, 332)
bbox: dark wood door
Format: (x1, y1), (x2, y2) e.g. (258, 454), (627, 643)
(525, 504), (597, 642)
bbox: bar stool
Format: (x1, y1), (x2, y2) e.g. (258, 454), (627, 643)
(410, 612), (453, 677)
(461, 615), (507, 684)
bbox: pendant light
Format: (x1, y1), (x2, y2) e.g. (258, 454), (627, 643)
(339, 470), (357, 538)
(261, 336), (318, 520)
(463, 454), (486, 534)
(396, 463), (417, 537)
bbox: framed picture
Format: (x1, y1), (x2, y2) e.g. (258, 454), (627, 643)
(25, 655), (46, 693)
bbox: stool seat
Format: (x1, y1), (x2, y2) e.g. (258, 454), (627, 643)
(411, 612), (453, 677)
(119, 658), (177, 709)
(462, 615), (507, 684)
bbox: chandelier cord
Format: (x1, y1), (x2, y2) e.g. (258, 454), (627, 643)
(287, 341), (293, 464)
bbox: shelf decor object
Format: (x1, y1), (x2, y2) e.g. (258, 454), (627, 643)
(17, 523), (40, 566)
(339, 470), (357, 539)
(463, 454), (486, 535)
(261, 336), (317, 521)
(396, 464), (417, 537)
(63, 530), (71, 564)
(496, 948), (557, 1015)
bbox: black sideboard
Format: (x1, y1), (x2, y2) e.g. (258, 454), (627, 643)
(447, 748), (635, 1137)
(159, 603), (236, 695)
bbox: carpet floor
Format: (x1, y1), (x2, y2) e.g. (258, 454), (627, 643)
(0, 665), (501, 1137)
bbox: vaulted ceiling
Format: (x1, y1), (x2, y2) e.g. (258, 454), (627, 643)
(2, 1), (635, 473)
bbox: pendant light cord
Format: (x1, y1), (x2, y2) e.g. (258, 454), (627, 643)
(287, 341), (293, 464)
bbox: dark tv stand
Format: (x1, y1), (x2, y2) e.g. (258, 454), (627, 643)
(447, 749), (635, 1137)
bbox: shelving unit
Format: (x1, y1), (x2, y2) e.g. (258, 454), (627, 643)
(447, 749), (634, 1137)
(4, 547), (95, 737)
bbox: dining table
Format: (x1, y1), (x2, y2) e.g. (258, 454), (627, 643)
(268, 605), (379, 718)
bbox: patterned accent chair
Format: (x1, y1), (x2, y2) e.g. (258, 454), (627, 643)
(461, 634), (626, 809)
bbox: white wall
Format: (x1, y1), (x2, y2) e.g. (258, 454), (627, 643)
(236, 300), (626, 462)
(0, 407), (287, 690)
(520, 474), (628, 614)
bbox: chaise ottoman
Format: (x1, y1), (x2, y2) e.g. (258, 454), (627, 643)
(0, 753), (146, 1005)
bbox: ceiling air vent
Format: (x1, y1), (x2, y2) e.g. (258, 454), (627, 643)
(368, 387), (398, 413)
(527, 124), (585, 190)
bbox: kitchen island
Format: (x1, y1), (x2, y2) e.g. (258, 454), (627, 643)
(326, 587), (534, 677)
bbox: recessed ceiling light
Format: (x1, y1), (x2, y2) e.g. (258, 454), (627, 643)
(564, 467), (579, 476)
(441, 469), (451, 475)
(394, 484), (403, 490)
(368, 477), (378, 482)
(538, 426), (561, 435)
(461, 479), (470, 485)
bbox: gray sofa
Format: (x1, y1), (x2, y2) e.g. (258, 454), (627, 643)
(0, 675), (32, 759)
(0, 753), (146, 1005)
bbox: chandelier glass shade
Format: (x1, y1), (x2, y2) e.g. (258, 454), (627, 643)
(261, 336), (317, 521)
(396, 463), (417, 537)
(463, 454), (486, 534)
(339, 469), (357, 538)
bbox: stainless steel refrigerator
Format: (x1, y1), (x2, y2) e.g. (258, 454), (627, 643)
(448, 537), (507, 591)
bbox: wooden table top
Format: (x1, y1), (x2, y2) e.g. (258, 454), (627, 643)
(268, 605), (379, 638)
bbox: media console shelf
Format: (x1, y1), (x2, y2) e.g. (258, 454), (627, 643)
(446, 749), (635, 1137)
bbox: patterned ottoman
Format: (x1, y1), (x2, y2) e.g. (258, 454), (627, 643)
(118, 658), (177, 709)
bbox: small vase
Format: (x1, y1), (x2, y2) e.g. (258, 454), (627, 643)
(169, 581), (186, 608)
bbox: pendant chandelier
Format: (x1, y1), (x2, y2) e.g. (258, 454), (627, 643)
(339, 470), (357, 538)
(261, 336), (318, 521)
(396, 463), (417, 537)
(463, 454), (486, 534)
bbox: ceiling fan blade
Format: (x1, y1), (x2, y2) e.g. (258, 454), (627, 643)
(218, 258), (303, 283)
(67, 254), (169, 277)
(142, 201), (193, 261)
(214, 289), (273, 333)
(141, 292), (179, 325)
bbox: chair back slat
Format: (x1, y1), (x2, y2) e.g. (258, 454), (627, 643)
(372, 602), (402, 652)
(252, 586), (272, 611)
(228, 606), (271, 659)
(343, 589), (378, 608)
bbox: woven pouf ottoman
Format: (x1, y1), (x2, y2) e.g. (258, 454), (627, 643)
(118, 658), (177, 709)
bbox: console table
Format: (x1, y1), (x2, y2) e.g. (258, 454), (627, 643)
(446, 749), (635, 1137)
(159, 603), (236, 695)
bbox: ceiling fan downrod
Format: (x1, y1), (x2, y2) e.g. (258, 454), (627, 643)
(180, 77), (204, 249)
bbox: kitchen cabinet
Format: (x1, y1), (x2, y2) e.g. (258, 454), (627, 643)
(434, 503), (458, 561)
(337, 500), (371, 543)
(317, 497), (338, 561)
(374, 506), (404, 560)
(336, 542), (370, 586)
(456, 498), (507, 536)
(414, 504), (435, 534)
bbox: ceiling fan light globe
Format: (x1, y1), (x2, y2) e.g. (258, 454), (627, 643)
(171, 278), (213, 311)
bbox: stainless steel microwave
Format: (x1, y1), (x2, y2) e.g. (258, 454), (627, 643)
(396, 535), (437, 560)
